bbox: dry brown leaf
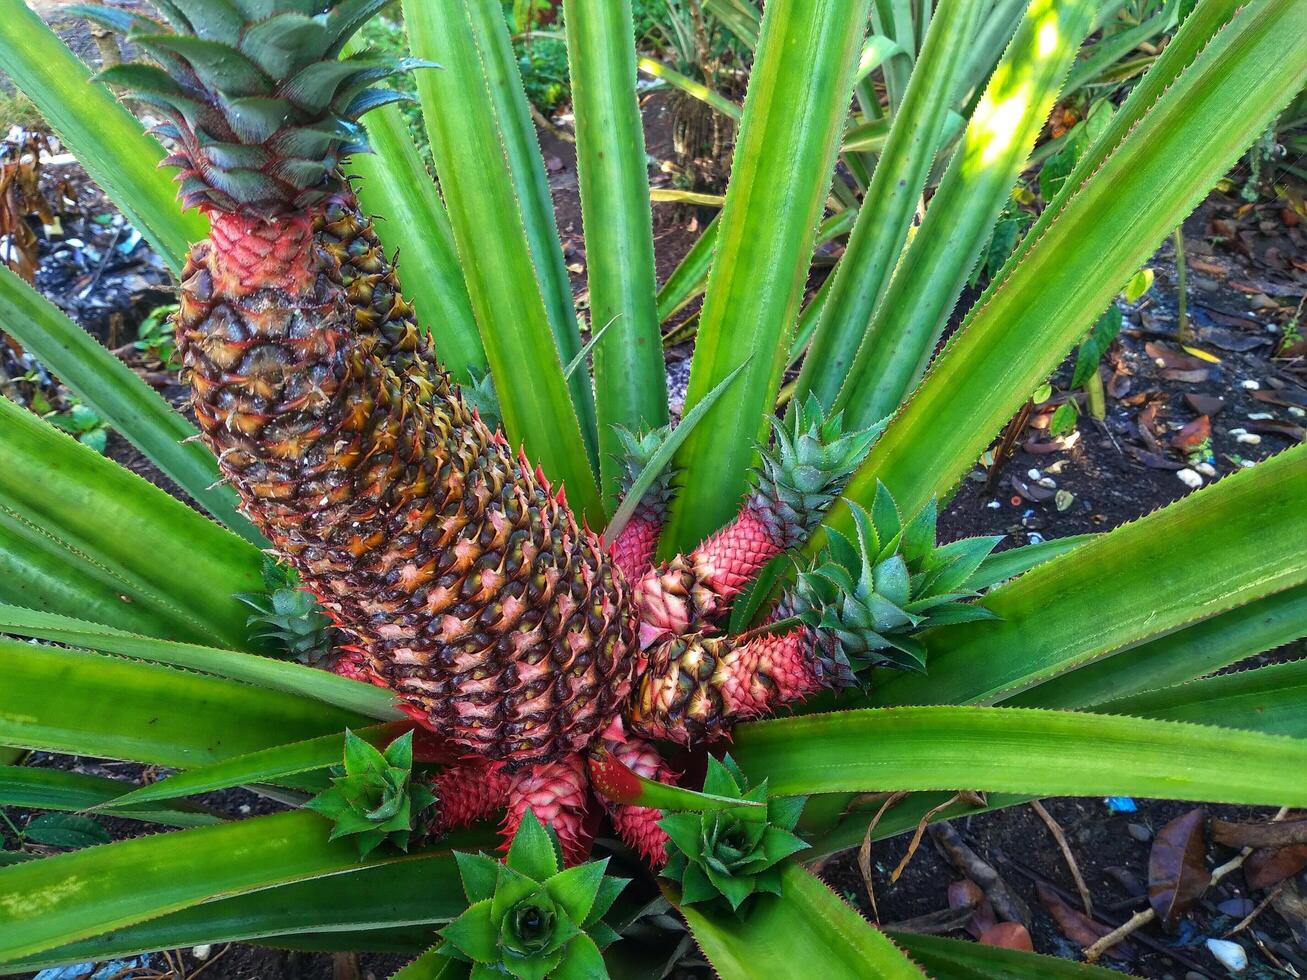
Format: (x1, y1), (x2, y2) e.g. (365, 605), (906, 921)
(1036, 882), (1134, 961)
(979, 922), (1034, 951)
(1148, 808), (1211, 928)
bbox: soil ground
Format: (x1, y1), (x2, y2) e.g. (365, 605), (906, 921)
(2, 12), (1306, 980)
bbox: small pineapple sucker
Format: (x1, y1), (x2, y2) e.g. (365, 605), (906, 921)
(608, 424), (674, 580)
(635, 396), (883, 638)
(90, 2), (639, 769)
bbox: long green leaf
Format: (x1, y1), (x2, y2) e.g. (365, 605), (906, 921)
(348, 105), (487, 385)
(661, 0), (873, 553)
(565, 0), (669, 510)
(0, 266), (262, 543)
(0, 398), (263, 648)
(958, 0), (1028, 106)
(0, 641), (366, 767)
(0, 811), (413, 962)
(1009, 582), (1307, 709)
(1, 849), (475, 973)
(404, 0), (602, 522)
(704, 0), (761, 49)
(890, 931), (1121, 978)
(734, 706), (1307, 806)
(870, 445), (1307, 707)
(793, 0), (981, 413)
(656, 214), (721, 324)
(0, 766), (218, 828)
(604, 361), (748, 543)
(104, 725), (403, 808)
(1063, 3), (1176, 96)
(837, 0), (1099, 427)
(0, 0), (206, 272)
(1102, 658), (1307, 738)
(969, 534), (1093, 590)
(808, 652), (1307, 857)
(682, 862), (925, 978)
(659, 208), (855, 335)
(0, 605), (401, 721)
(830, 0), (1307, 527)
(390, 948), (469, 980)
(637, 57), (741, 120)
(463, 0), (599, 469)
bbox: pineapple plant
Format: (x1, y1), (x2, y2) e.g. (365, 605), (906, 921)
(0, 0), (1303, 976)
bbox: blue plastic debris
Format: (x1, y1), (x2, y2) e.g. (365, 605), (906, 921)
(34, 955), (153, 980)
(1104, 796), (1137, 813)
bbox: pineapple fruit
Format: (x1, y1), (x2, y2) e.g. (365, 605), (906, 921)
(86, 1), (984, 866)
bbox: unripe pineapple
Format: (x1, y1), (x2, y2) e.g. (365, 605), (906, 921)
(87, 0), (639, 768)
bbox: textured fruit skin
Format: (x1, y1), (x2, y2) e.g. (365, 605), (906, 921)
(501, 753), (594, 866)
(609, 515), (661, 581)
(629, 629), (824, 745)
(430, 758), (511, 832)
(633, 507), (784, 638)
(603, 735), (676, 866)
(177, 198), (638, 769)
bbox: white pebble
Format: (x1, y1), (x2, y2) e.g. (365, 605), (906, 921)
(1027, 468), (1042, 480)
(1247, 412), (1274, 420)
(1240, 458), (1256, 468)
(1194, 462), (1217, 477)
(986, 500), (1001, 510)
(1241, 379), (1261, 390)
(1176, 468), (1204, 489)
(1290, 406), (1305, 418)
(1038, 477), (1057, 489)
(239, 804), (251, 815)
(1236, 433), (1261, 445)
(192, 946), (212, 961)
(1228, 427), (1248, 436)
(1205, 938), (1247, 973)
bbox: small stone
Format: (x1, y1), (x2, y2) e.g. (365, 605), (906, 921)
(239, 804), (251, 815)
(1186, 393), (1226, 416)
(1194, 462), (1217, 478)
(192, 945), (212, 961)
(1240, 458), (1256, 469)
(986, 500), (1001, 510)
(1027, 468), (1042, 480)
(1247, 412), (1274, 421)
(1176, 468), (1203, 489)
(1236, 433), (1261, 445)
(1026, 532), (1045, 545)
(1241, 379), (1261, 390)
(1290, 406), (1306, 418)
(1055, 489), (1074, 512)
(1228, 427), (1248, 436)
(1045, 460), (1067, 475)
(1205, 938), (1247, 973)
(1127, 823), (1152, 842)
(1038, 477), (1057, 489)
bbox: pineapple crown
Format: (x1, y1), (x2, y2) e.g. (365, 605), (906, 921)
(659, 755), (808, 913)
(75, 0), (433, 215)
(784, 484), (1001, 678)
(747, 395), (885, 549)
(306, 729), (435, 859)
(440, 812), (629, 974)
(612, 423), (675, 522)
(235, 557), (338, 666)
(462, 368), (503, 432)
